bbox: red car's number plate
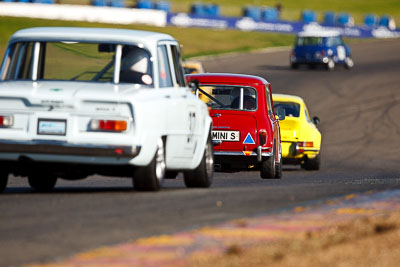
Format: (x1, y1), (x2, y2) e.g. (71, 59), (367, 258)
(212, 131), (240, 141)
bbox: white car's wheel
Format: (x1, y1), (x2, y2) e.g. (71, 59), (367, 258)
(0, 172), (8, 193)
(28, 173), (57, 192)
(184, 133), (214, 188)
(133, 138), (165, 191)
(344, 57), (354, 69)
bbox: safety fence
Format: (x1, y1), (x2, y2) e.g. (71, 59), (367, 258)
(0, 2), (399, 38)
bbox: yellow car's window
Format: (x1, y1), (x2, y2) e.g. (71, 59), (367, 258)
(304, 106), (312, 122)
(274, 102), (300, 117)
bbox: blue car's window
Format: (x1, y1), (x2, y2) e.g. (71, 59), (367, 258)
(274, 102), (300, 117)
(326, 36), (344, 46)
(296, 37), (323, 46)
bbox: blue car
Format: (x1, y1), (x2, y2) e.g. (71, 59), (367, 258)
(290, 31), (354, 70)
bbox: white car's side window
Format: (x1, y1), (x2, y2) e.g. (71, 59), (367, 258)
(170, 45), (186, 87)
(157, 45), (173, 88)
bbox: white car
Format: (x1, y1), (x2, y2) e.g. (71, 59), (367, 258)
(0, 27), (213, 192)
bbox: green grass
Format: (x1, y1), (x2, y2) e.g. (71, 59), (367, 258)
(0, 16), (295, 59)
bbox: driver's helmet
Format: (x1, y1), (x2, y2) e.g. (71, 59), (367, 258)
(230, 87), (251, 102)
(121, 46), (149, 74)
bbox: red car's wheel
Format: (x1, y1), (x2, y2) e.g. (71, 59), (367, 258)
(275, 156), (283, 178)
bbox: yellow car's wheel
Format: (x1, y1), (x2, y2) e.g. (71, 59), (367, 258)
(302, 153), (321, 170)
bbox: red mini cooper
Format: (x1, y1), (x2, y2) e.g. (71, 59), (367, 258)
(186, 73), (284, 179)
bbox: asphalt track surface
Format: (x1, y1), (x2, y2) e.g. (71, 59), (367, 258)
(1, 38), (400, 267)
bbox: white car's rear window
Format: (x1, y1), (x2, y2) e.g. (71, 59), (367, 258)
(1, 41), (153, 86)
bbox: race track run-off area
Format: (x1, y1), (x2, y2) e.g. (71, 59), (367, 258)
(26, 190), (400, 267)
(0, 38), (400, 267)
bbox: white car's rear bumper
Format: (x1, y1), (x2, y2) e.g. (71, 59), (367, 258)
(0, 139), (141, 159)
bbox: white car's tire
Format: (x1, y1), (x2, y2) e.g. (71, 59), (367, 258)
(0, 172), (8, 193)
(133, 138), (165, 191)
(28, 174), (57, 192)
(184, 134), (214, 188)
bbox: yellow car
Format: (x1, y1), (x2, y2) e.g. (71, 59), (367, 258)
(182, 60), (205, 74)
(272, 94), (321, 170)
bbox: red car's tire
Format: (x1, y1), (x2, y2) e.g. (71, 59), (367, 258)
(275, 156), (283, 178)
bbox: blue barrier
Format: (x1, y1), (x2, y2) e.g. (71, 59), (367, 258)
(205, 4), (219, 17)
(32, 0), (54, 3)
(364, 14), (377, 28)
(379, 15), (396, 30)
(155, 1), (170, 12)
(18, 0), (31, 2)
(92, 0), (107, 6)
(191, 3), (220, 17)
(191, 3), (205, 16)
(263, 7), (279, 22)
(167, 12), (400, 38)
(323, 11), (335, 25)
(301, 10), (317, 23)
(2, 0), (15, 2)
(337, 13), (354, 27)
(137, 0), (153, 9)
(243, 6), (262, 21)
(110, 0), (124, 7)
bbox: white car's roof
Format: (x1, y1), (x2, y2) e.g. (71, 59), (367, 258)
(10, 27), (175, 45)
(297, 30), (341, 38)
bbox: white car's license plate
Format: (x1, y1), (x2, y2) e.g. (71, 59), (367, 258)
(38, 119), (67, 135)
(212, 130), (240, 141)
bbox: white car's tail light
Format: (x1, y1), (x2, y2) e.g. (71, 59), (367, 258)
(0, 115), (14, 127)
(90, 119), (127, 132)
